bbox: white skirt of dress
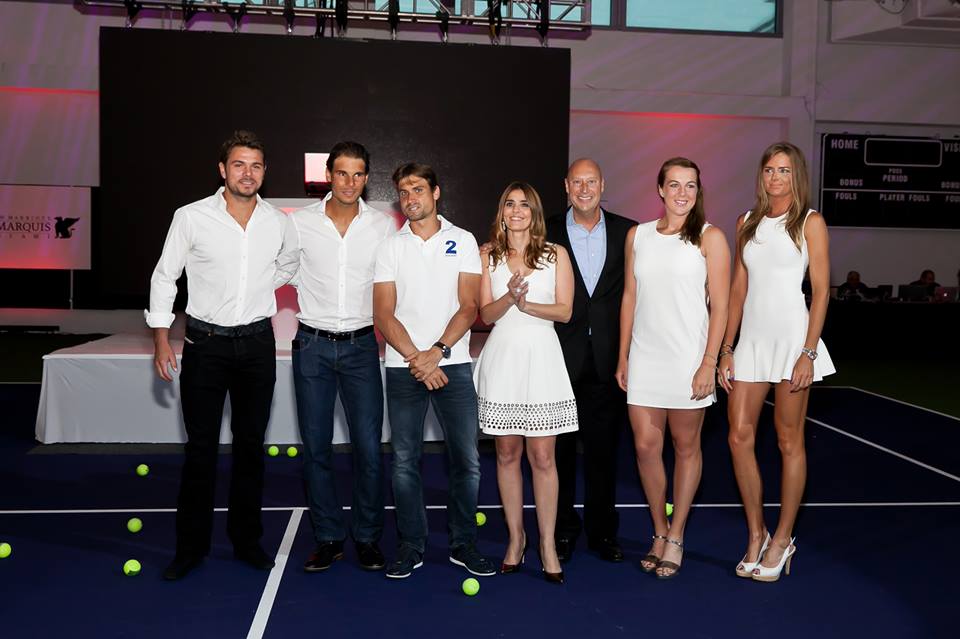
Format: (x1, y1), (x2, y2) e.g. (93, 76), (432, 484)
(473, 325), (578, 437)
(734, 336), (836, 383)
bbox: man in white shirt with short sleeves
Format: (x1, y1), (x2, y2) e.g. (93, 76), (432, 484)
(281, 142), (395, 573)
(373, 162), (495, 580)
(146, 130), (291, 580)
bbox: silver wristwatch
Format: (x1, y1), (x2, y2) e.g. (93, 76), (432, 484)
(801, 347), (818, 361)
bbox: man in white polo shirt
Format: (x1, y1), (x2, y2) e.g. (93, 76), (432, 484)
(373, 162), (495, 580)
(281, 141), (396, 573)
(147, 130), (292, 580)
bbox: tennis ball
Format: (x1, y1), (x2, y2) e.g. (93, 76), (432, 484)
(127, 517), (143, 533)
(267, 445), (279, 457)
(286, 446), (298, 458)
(665, 502), (674, 517)
(123, 559), (141, 576)
(136, 464), (149, 477)
(0, 542), (11, 559)
(475, 512), (487, 526)
(462, 577), (480, 596)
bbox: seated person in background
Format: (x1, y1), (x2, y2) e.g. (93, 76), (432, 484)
(836, 270), (870, 301)
(910, 269), (940, 299)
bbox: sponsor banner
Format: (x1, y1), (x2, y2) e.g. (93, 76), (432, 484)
(0, 185), (91, 269)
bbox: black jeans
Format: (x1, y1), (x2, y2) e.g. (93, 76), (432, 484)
(176, 324), (276, 556)
(555, 346), (626, 544)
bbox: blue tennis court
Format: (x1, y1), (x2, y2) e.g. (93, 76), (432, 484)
(1, 384), (956, 638)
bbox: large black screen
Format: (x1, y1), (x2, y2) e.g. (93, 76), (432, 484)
(80, 27), (570, 308)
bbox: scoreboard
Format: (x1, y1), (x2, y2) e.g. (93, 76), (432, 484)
(819, 133), (960, 229)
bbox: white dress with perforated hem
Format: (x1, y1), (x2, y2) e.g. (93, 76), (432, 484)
(473, 252), (578, 437)
(734, 210), (836, 383)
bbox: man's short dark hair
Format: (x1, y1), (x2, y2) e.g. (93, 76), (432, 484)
(327, 141), (370, 174)
(392, 162), (439, 191)
(219, 130), (265, 165)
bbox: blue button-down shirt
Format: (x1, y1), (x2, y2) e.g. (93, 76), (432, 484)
(566, 208), (606, 297)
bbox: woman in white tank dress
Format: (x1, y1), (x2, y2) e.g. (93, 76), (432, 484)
(718, 142), (835, 583)
(474, 182), (577, 583)
(615, 158), (731, 579)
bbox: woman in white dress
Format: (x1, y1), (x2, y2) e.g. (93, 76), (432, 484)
(718, 142), (835, 582)
(474, 182), (576, 583)
(615, 158), (730, 579)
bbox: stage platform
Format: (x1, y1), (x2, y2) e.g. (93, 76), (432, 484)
(35, 333), (487, 444)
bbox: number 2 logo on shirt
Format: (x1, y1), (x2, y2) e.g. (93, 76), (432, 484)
(445, 240), (457, 255)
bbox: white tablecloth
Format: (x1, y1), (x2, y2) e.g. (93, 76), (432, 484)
(34, 333), (484, 444)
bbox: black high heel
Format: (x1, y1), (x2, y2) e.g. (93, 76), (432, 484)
(501, 535), (527, 574)
(538, 545), (564, 584)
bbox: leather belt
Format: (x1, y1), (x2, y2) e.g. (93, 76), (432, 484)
(298, 322), (374, 341)
(186, 316), (273, 338)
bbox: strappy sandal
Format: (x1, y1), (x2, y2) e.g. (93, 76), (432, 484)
(656, 538), (684, 580)
(640, 534), (667, 573)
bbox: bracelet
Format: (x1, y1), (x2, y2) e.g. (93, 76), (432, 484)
(702, 352), (718, 363)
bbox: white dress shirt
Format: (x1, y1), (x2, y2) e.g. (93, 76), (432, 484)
(374, 215), (481, 367)
(281, 193), (397, 333)
(145, 188), (291, 329)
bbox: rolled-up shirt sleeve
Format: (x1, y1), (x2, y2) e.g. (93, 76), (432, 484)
(144, 209), (190, 328)
(274, 213), (301, 289)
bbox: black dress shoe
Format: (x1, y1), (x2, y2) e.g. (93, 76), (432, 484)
(588, 538), (624, 563)
(304, 541), (344, 572)
(234, 544), (276, 570)
(163, 554), (203, 581)
(356, 541), (386, 571)
(555, 537), (575, 563)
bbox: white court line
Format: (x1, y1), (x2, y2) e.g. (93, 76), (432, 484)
(764, 399), (960, 484)
(246, 508), (302, 639)
(4, 502), (960, 515)
(845, 386), (960, 423)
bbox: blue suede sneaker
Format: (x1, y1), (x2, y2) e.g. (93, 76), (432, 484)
(449, 544), (496, 577)
(385, 547), (423, 579)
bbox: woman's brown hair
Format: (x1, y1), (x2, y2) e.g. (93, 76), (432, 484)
(657, 157), (706, 247)
(488, 182), (556, 271)
(738, 141), (811, 255)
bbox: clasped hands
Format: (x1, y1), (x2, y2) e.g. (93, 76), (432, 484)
(404, 347), (448, 390)
(506, 271), (529, 310)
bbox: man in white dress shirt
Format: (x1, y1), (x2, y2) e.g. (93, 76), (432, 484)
(373, 162), (495, 580)
(281, 142), (396, 572)
(146, 131), (292, 580)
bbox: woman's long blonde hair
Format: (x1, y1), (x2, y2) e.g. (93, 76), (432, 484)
(488, 181), (556, 270)
(738, 141), (810, 255)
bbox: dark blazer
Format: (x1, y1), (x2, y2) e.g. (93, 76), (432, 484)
(547, 209), (636, 383)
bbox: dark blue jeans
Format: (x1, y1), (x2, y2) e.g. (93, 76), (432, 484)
(386, 363), (480, 555)
(292, 328), (384, 544)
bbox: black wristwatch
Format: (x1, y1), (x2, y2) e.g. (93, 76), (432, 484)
(433, 341), (451, 359)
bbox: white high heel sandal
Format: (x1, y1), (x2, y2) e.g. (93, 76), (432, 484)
(751, 537), (796, 583)
(735, 531), (771, 578)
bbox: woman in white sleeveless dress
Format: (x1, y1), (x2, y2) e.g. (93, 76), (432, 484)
(718, 142), (835, 583)
(615, 158), (730, 579)
(474, 182), (576, 583)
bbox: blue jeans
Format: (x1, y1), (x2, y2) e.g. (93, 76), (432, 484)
(292, 328), (384, 543)
(386, 363), (480, 555)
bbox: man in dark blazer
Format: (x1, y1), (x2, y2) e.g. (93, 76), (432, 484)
(546, 158), (634, 563)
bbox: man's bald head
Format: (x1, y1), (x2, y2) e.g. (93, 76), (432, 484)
(567, 158), (602, 181)
(565, 158), (605, 218)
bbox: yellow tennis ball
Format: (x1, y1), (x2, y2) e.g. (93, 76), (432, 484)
(127, 517), (143, 533)
(286, 446), (298, 458)
(267, 445), (279, 457)
(0, 542), (11, 559)
(462, 577), (480, 596)
(136, 464), (149, 477)
(475, 512), (486, 526)
(123, 559), (141, 576)
(665, 502), (674, 517)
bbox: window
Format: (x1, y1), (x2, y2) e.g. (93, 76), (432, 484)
(624, 0), (778, 34)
